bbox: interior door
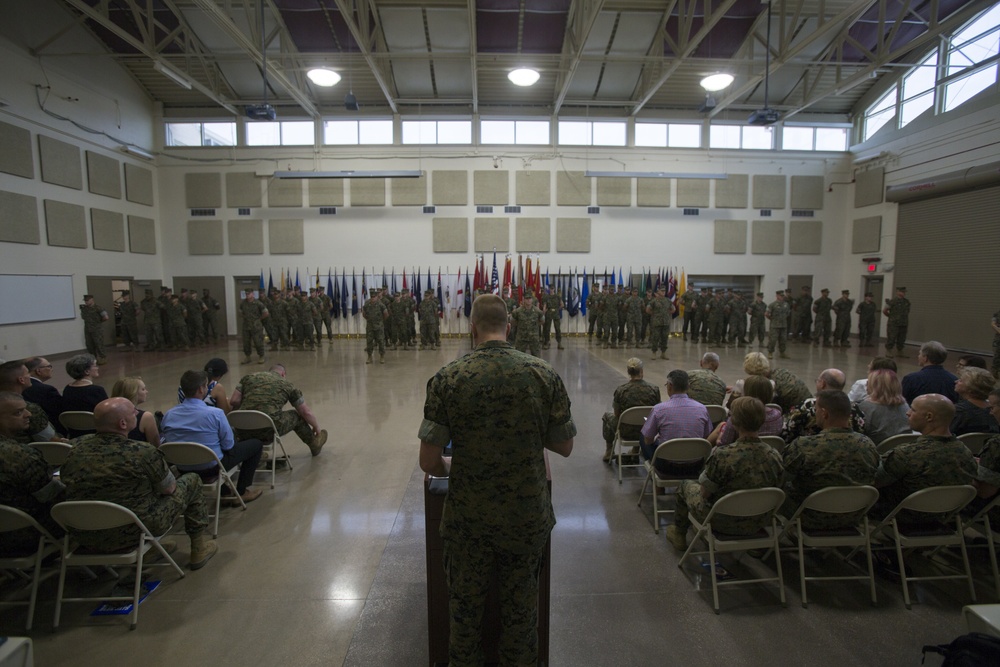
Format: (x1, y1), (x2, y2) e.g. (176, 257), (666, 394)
(86, 275), (132, 346)
(864, 274), (885, 340)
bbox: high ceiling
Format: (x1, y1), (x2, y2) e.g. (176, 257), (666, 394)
(47, 0), (996, 120)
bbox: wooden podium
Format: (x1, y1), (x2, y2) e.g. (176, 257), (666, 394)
(423, 457), (551, 666)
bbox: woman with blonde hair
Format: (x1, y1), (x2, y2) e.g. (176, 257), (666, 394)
(951, 367), (1000, 436)
(857, 369), (910, 445)
(111, 376), (160, 446)
(726, 352), (776, 408)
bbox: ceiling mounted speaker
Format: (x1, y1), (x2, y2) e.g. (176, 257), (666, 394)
(344, 92), (359, 111)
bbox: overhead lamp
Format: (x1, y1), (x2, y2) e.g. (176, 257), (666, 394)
(307, 68), (341, 87)
(153, 60), (193, 90)
(584, 171), (728, 179)
(508, 68), (540, 87)
(273, 170), (422, 179)
(120, 145), (155, 161)
(699, 73), (734, 92)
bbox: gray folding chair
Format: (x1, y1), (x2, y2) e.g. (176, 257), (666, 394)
(160, 442), (246, 538)
(610, 406), (653, 484)
(959, 493), (1000, 599)
(227, 410), (292, 489)
(29, 441), (74, 467)
(0, 505), (62, 630)
(957, 432), (993, 456)
(637, 438), (711, 534)
(876, 432), (920, 456)
(760, 435), (786, 456)
(58, 411), (95, 433)
(705, 404), (729, 426)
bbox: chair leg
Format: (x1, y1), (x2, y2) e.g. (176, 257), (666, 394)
(707, 529), (720, 614)
(864, 523), (877, 605)
(213, 479), (222, 539)
(797, 523), (808, 608)
(772, 519), (786, 607)
(53, 538), (70, 629)
(637, 469), (650, 508)
(130, 547), (144, 630)
(956, 516), (976, 603)
(892, 523), (911, 609)
(984, 518), (1000, 600)
(25, 538), (44, 631)
(652, 481), (660, 534)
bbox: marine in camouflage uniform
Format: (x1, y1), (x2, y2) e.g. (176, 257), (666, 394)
(418, 290), (438, 349)
(691, 288), (708, 343)
(970, 434), (1000, 523)
(158, 287), (173, 347)
(390, 293), (410, 350)
(624, 288), (644, 347)
(318, 287), (334, 341)
(417, 329), (576, 667)
(239, 292), (268, 362)
(685, 369), (727, 407)
(706, 290), (723, 344)
(640, 291), (653, 344)
(297, 293), (317, 350)
(645, 288), (672, 359)
(601, 377), (661, 461)
(185, 290), (208, 346)
(61, 432), (210, 553)
(363, 291), (389, 363)
(728, 292), (748, 345)
(992, 309), (1000, 379)
(601, 286), (621, 349)
(832, 290), (854, 347)
(309, 289), (324, 342)
(856, 293), (878, 347)
(139, 289), (163, 351)
(781, 397), (867, 444)
(79, 295), (108, 362)
(233, 369), (325, 453)
(511, 296), (544, 357)
(616, 285), (628, 343)
(781, 428), (879, 528)
(672, 435), (784, 538)
(765, 291), (790, 358)
(811, 289), (833, 346)
(586, 288), (600, 340)
(882, 287), (911, 357)
(202, 289), (220, 342)
(770, 367), (813, 414)
(794, 287), (814, 342)
(166, 295), (190, 351)
(747, 293), (767, 347)
(118, 291), (140, 349)
(542, 289), (564, 350)
(680, 289), (698, 340)
(401, 289), (418, 347)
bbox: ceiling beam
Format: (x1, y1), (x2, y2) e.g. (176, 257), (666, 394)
(332, 0), (399, 113)
(468, 0), (478, 114)
(552, 0), (607, 114)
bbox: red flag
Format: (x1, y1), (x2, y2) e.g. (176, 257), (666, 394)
(534, 260), (541, 299)
(503, 256), (511, 291)
(473, 258), (481, 291)
(402, 267), (408, 290)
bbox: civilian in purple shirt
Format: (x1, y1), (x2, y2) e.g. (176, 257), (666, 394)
(160, 370), (264, 504)
(640, 369), (712, 473)
(901, 341), (959, 405)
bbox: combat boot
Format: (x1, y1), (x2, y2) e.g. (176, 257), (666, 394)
(257, 355), (266, 364)
(241, 356), (252, 364)
(97, 357), (108, 365)
(308, 429), (328, 457)
(189, 532), (218, 570)
(660, 351), (668, 360)
(366, 353), (373, 364)
(602, 444), (614, 463)
(557, 342), (564, 350)
(780, 352), (790, 359)
(379, 354), (385, 364)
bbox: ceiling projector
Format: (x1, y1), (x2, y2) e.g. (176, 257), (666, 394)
(748, 108), (781, 125)
(245, 103), (277, 121)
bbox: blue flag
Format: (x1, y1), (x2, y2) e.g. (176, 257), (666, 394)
(463, 274), (472, 317)
(268, 270), (274, 294)
(341, 269), (348, 318)
(351, 272), (358, 316)
(295, 269), (300, 290)
(328, 271), (338, 319)
(415, 270), (422, 311)
(382, 268), (387, 289)
(436, 270), (443, 318)
(259, 270), (265, 292)
(580, 268), (589, 316)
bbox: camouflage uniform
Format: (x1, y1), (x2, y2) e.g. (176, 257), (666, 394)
(167, 298), (190, 350)
(685, 369), (727, 406)
(781, 397), (866, 443)
(766, 296), (791, 356)
(781, 428), (879, 528)
(511, 302), (544, 357)
(401, 291), (417, 346)
(14, 402), (57, 445)
(833, 293), (854, 346)
(992, 309), (1000, 378)
(675, 437), (784, 535)
(390, 295), (411, 349)
(240, 297), (268, 359)
(586, 290), (600, 339)
(297, 295), (317, 350)
(680, 290), (698, 339)
(427, 295), (441, 346)
(269, 294), (290, 349)
(202, 292), (220, 341)
(728, 293), (748, 344)
(625, 292), (643, 346)
(873, 435), (977, 522)
(971, 435), (1000, 522)
(319, 290), (334, 340)
(234, 371), (314, 444)
(691, 290), (708, 343)
(793, 291), (813, 341)
(747, 297), (767, 346)
(0, 436), (64, 552)
(119, 296), (139, 348)
(770, 368), (813, 414)
(363, 296), (389, 359)
(80, 301), (107, 359)
(602, 380), (662, 448)
(139, 293), (163, 350)
(646, 294), (672, 355)
(542, 292), (563, 349)
(186, 293), (207, 345)
(601, 289), (620, 348)
(812, 294), (833, 345)
(61, 433), (208, 550)
(856, 298), (878, 347)
(309, 292), (324, 341)
(418, 295), (438, 349)
(883, 293), (911, 355)
(417, 339), (576, 667)
(708, 294), (727, 345)
(640, 293), (653, 343)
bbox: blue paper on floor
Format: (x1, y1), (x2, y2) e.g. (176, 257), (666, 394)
(698, 561), (735, 581)
(90, 580), (161, 616)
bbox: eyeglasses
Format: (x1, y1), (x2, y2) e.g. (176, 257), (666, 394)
(37, 365), (53, 369)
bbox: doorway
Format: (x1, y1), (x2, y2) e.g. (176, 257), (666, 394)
(86, 275), (133, 347)
(863, 274), (885, 342)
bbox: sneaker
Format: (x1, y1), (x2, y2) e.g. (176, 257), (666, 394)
(666, 525), (688, 551)
(308, 429), (328, 456)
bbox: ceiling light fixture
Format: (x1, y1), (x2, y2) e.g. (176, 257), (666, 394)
(508, 68), (540, 87)
(307, 68), (341, 87)
(153, 61), (193, 90)
(700, 73), (734, 92)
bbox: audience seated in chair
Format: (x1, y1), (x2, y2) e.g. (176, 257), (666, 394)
(60, 354), (109, 438)
(22, 356), (63, 434)
(640, 370), (711, 474)
(966, 387), (1000, 520)
(601, 357), (661, 462)
(781, 369), (865, 443)
(178, 358), (233, 414)
(229, 364), (328, 457)
(0, 360), (65, 444)
(710, 375), (783, 446)
(951, 367), (1000, 436)
(847, 356), (897, 403)
(112, 376), (160, 447)
(857, 369), (912, 445)
(901, 341), (959, 405)
(686, 353), (727, 407)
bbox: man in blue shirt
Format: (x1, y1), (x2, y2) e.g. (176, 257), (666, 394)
(161, 370), (264, 504)
(901, 341), (959, 405)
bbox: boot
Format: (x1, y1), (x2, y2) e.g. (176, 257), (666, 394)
(651, 351), (658, 359)
(97, 357), (108, 365)
(780, 352), (790, 359)
(660, 351), (668, 360)
(379, 354), (385, 364)
(257, 355), (266, 364)
(557, 342), (564, 350)
(366, 353), (373, 364)
(189, 532), (218, 570)
(767, 352), (774, 359)
(308, 429), (328, 457)
(241, 356), (252, 364)
(602, 443), (614, 463)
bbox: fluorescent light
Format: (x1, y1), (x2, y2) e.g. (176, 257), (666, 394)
(120, 145), (155, 161)
(508, 68), (540, 87)
(700, 73), (734, 92)
(273, 170), (422, 179)
(307, 68), (341, 87)
(585, 171), (728, 179)
(153, 61), (193, 90)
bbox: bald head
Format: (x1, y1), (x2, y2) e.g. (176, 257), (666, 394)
(700, 353), (720, 371)
(94, 397), (137, 436)
(817, 369), (846, 391)
(908, 394), (956, 436)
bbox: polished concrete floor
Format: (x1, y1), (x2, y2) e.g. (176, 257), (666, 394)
(2, 333), (989, 666)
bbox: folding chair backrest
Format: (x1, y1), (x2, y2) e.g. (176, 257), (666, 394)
(0, 505), (48, 536)
(968, 493), (1000, 522)
(51, 501), (141, 532)
(705, 405), (728, 425)
(709, 488), (785, 518)
(877, 432), (919, 456)
(801, 485), (879, 515)
(617, 406), (652, 431)
(227, 410), (277, 433)
(759, 436), (786, 454)
(160, 442), (222, 467)
(29, 442), (74, 466)
(958, 432), (992, 456)
(765, 403), (782, 413)
(58, 411), (95, 432)
(895, 485), (976, 516)
(653, 438), (711, 465)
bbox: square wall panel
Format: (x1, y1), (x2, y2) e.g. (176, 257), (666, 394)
(789, 220), (822, 254)
(351, 179), (386, 206)
(714, 220), (747, 254)
(474, 217), (509, 252)
(637, 178), (670, 207)
(515, 171), (550, 206)
(86, 151), (122, 199)
(125, 163), (155, 206)
(39, 135), (82, 190)
(0, 191), (39, 244)
(790, 175), (824, 210)
(91, 208), (125, 251)
(228, 219), (264, 254)
(515, 218), (550, 252)
(309, 180), (344, 206)
(474, 170), (509, 205)
(596, 178), (630, 206)
(186, 172), (222, 208)
(852, 216), (881, 253)
(267, 179), (303, 207)
(44, 200), (86, 248)
(751, 219), (784, 254)
(269, 219), (305, 254)
(0, 120), (34, 179)
(392, 174), (427, 206)
(227, 172), (262, 208)
(556, 171), (590, 206)
(715, 174), (748, 208)
(432, 170), (468, 206)
(187, 220), (224, 255)
(677, 179), (710, 208)
(753, 175), (787, 209)
(556, 218), (591, 252)
(127, 215), (156, 254)
(433, 218), (468, 252)
(854, 167), (884, 207)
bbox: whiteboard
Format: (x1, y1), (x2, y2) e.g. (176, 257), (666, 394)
(0, 274), (77, 325)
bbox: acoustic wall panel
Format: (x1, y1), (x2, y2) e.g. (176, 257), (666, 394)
(391, 174), (427, 206)
(596, 177), (631, 206)
(44, 200), (86, 248)
(267, 179), (303, 207)
(0, 121), (34, 178)
(751, 219), (784, 254)
(636, 178), (671, 207)
(124, 163), (155, 205)
(474, 217), (509, 252)
(753, 175), (787, 209)
(515, 218), (550, 252)
(38, 135), (82, 190)
(227, 219), (264, 254)
(432, 218), (468, 252)
(432, 170), (468, 206)
(556, 171), (590, 206)
(0, 191), (39, 244)
(556, 218), (591, 252)
(269, 219), (304, 254)
(308, 180), (344, 206)
(676, 179), (710, 208)
(226, 172), (261, 208)
(127, 216), (156, 254)
(187, 220), (224, 255)
(789, 220), (823, 254)
(185, 172), (222, 208)
(714, 220), (748, 254)
(854, 167), (885, 207)
(474, 170), (509, 205)
(790, 175), (825, 210)
(86, 151), (122, 199)
(90, 208), (125, 252)
(515, 171), (550, 206)
(351, 178), (386, 206)
(852, 215), (882, 253)
(715, 174), (749, 208)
